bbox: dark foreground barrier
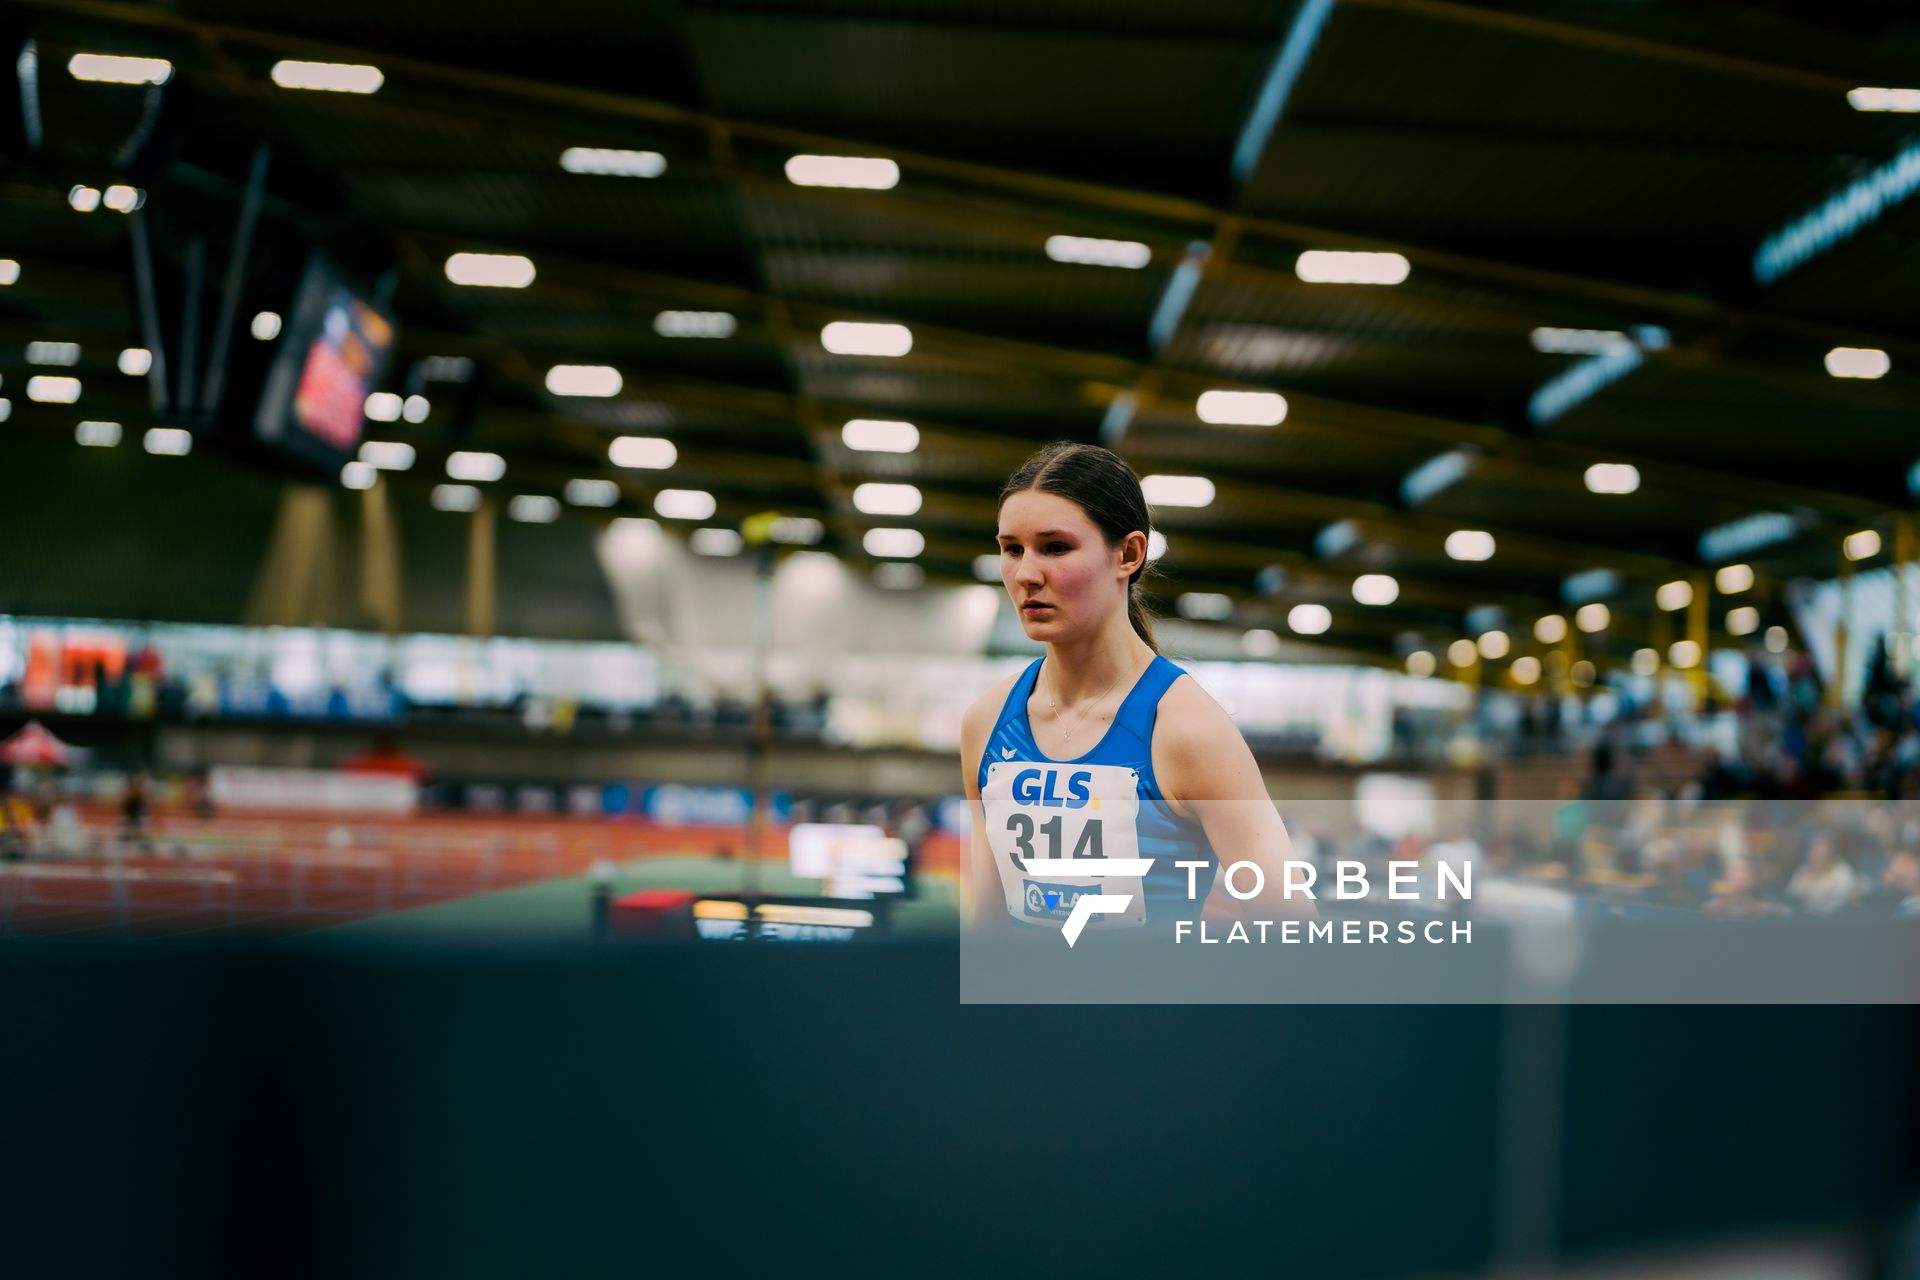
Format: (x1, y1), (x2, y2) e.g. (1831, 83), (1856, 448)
(0, 937), (1914, 1279)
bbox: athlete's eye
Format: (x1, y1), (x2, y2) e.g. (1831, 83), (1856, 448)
(1046, 542), (1070, 554)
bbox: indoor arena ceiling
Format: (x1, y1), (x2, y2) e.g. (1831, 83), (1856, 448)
(3, 0), (1919, 664)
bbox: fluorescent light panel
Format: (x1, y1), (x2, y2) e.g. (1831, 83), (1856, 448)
(564, 479), (620, 507)
(364, 392), (402, 422)
(609, 436), (676, 469)
(445, 451), (505, 482)
(271, 60), (384, 94)
(26, 375), (81, 403)
(143, 427), (191, 456)
(75, 421), (121, 447)
(546, 364), (622, 397)
(841, 419), (918, 452)
(863, 527), (923, 558)
(1849, 87), (1920, 112)
(432, 484), (481, 512)
(690, 528), (743, 557)
(1287, 604), (1331, 635)
(1044, 235), (1151, 269)
(1140, 474), (1215, 508)
(341, 461), (377, 490)
(358, 441), (415, 471)
(118, 348), (151, 375)
(444, 252), (535, 288)
(653, 311), (735, 339)
(26, 342), (79, 366)
(1825, 347), (1889, 379)
(1196, 389), (1286, 425)
(785, 155), (899, 189)
(1295, 250), (1409, 285)
(654, 488), (715, 520)
(852, 483), (921, 516)
(560, 147), (665, 177)
(68, 53), (173, 85)
(820, 321), (912, 357)
(509, 495), (560, 523)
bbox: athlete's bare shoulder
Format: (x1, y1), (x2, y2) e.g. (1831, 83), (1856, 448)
(960, 671), (1023, 790)
(1152, 671), (1263, 807)
(1156, 670), (1240, 742)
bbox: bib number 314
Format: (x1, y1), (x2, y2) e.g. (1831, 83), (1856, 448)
(982, 762), (1145, 929)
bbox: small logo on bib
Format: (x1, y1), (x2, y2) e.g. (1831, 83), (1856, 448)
(1000, 747), (1015, 759)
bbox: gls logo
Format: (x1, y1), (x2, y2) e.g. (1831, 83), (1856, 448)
(1010, 768), (1092, 809)
(1022, 856), (1156, 947)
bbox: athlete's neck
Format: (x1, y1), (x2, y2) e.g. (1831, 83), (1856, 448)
(1042, 623), (1153, 706)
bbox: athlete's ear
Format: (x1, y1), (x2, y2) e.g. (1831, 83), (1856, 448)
(1117, 530), (1147, 578)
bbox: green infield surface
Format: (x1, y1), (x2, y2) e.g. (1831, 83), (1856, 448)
(313, 854), (959, 944)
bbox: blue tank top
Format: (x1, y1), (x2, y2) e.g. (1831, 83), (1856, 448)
(978, 655), (1218, 922)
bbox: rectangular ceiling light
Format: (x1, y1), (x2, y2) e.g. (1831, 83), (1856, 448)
(1825, 347), (1890, 379)
(341, 462), (377, 490)
(820, 321), (912, 357)
(1849, 87), (1920, 112)
(75, 421), (121, 447)
(358, 441), (416, 470)
(560, 147), (666, 177)
(26, 375), (81, 403)
(1295, 250), (1410, 284)
(68, 53), (173, 85)
(690, 528), (744, 557)
(1530, 327), (1633, 355)
(862, 527), (924, 558)
(143, 427), (191, 456)
(1196, 389), (1286, 425)
(784, 155), (899, 189)
(609, 436), (677, 469)
(769, 516), (824, 545)
(432, 484), (481, 512)
(841, 419), (918, 452)
(546, 364), (623, 397)
(26, 341), (80, 365)
(852, 482), (921, 516)
(0, 260), (17, 285)
(446, 451), (505, 482)
(271, 60), (384, 94)
(654, 488), (715, 520)
(444, 253), (535, 288)
(653, 311), (736, 339)
(1140, 474), (1215, 508)
(118, 348), (152, 375)
(1044, 235), (1152, 269)
(509, 495), (561, 524)
(565, 478), (620, 507)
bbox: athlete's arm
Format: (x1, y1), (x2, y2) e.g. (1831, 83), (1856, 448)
(1152, 675), (1315, 920)
(959, 675), (1019, 927)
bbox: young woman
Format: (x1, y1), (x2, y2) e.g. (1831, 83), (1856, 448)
(959, 441), (1306, 935)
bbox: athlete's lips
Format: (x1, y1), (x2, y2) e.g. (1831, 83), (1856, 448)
(1021, 600), (1055, 614)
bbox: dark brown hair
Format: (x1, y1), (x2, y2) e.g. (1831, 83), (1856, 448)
(998, 441), (1158, 652)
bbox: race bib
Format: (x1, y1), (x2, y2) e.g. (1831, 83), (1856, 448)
(981, 761), (1146, 930)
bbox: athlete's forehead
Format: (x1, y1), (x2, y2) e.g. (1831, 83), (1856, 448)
(997, 489), (1096, 539)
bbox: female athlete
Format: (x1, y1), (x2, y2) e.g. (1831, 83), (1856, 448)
(960, 441), (1307, 935)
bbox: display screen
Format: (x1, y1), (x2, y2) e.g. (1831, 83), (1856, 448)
(253, 257), (394, 468)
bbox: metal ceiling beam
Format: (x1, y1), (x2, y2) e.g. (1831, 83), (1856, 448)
(1341, 0), (1862, 96)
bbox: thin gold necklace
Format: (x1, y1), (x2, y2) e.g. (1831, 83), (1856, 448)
(1046, 667), (1125, 747)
